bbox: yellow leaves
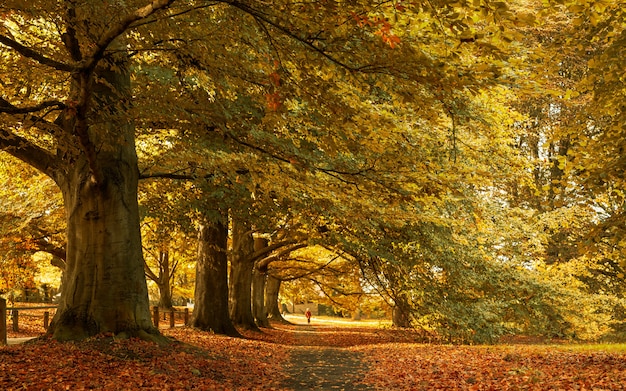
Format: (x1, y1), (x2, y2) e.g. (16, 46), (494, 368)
(563, 89), (580, 99)
(515, 12), (537, 26)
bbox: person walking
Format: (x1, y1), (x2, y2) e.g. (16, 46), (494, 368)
(305, 308), (312, 324)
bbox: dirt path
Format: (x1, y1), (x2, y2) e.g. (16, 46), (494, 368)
(281, 324), (373, 390)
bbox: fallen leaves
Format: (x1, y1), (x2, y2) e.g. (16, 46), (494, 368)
(3, 321), (626, 390)
(1, 329), (290, 390)
(358, 344), (626, 390)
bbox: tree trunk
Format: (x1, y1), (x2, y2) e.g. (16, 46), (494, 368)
(157, 282), (173, 309)
(252, 238), (270, 328)
(265, 275), (288, 323)
(252, 269), (269, 327)
(52, 134), (154, 339)
(392, 293), (412, 328)
(190, 215), (239, 336)
(157, 251), (174, 309)
(48, 52), (157, 342)
(228, 217), (258, 330)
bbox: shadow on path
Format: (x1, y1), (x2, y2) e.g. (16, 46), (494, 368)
(281, 325), (373, 390)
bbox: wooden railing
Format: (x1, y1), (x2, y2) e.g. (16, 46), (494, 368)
(152, 306), (190, 328)
(1, 298), (57, 345)
(1, 300), (189, 345)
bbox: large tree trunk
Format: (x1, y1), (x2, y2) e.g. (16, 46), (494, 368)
(190, 216), (239, 336)
(252, 237), (270, 328)
(228, 217), (258, 330)
(53, 158), (153, 341)
(252, 269), (269, 327)
(265, 275), (288, 323)
(49, 55), (155, 342)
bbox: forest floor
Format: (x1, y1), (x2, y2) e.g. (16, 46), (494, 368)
(3, 312), (626, 390)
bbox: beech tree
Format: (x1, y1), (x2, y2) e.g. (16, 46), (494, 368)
(0, 1), (183, 341)
(190, 211), (239, 336)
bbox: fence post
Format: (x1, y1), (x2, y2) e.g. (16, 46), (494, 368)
(169, 308), (175, 328)
(0, 298), (6, 345)
(184, 308), (189, 325)
(152, 306), (159, 328)
(43, 311), (50, 329)
(12, 309), (18, 332)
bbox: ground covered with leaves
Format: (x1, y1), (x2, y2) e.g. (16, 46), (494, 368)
(3, 315), (626, 390)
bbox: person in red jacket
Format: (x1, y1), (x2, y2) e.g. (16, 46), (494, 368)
(305, 308), (312, 324)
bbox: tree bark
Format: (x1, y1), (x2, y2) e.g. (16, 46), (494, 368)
(53, 157), (154, 340)
(252, 269), (269, 327)
(49, 53), (156, 342)
(252, 238), (270, 328)
(191, 215), (239, 336)
(228, 217), (258, 330)
(157, 251), (174, 309)
(265, 275), (288, 323)
(392, 293), (412, 328)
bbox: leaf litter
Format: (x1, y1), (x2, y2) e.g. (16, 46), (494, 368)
(2, 323), (626, 390)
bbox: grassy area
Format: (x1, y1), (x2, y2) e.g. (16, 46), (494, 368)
(283, 313), (392, 328)
(554, 343), (626, 353)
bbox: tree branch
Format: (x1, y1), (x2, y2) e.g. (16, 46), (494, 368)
(0, 98), (66, 114)
(0, 128), (61, 180)
(0, 35), (75, 72)
(80, 0), (177, 73)
(246, 238), (301, 264)
(225, 1), (359, 72)
(62, 0), (83, 61)
(257, 243), (308, 271)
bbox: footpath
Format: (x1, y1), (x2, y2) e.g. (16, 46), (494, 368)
(6, 337), (36, 346)
(281, 324), (372, 390)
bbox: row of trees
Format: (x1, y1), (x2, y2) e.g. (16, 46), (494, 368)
(0, 0), (625, 343)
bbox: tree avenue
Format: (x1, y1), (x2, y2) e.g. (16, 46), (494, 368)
(2, 0), (622, 344)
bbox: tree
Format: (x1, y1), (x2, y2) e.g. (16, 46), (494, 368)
(142, 217), (194, 309)
(190, 211), (239, 336)
(0, 0), (175, 341)
(264, 275), (287, 323)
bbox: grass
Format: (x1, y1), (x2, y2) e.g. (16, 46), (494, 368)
(283, 313), (392, 328)
(555, 342), (626, 353)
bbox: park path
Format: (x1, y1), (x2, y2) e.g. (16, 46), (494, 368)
(281, 324), (373, 390)
(5, 337), (36, 346)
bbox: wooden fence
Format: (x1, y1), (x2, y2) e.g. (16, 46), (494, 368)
(1, 298), (57, 344)
(152, 306), (190, 328)
(1, 300), (189, 345)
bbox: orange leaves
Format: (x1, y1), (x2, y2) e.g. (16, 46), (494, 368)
(1, 330), (291, 390)
(265, 92), (282, 112)
(378, 32), (401, 49)
(350, 12), (401, 49)
(361, 344), (626, 390)
(4, 324), (626, 390)
(265, 65), (282, 111)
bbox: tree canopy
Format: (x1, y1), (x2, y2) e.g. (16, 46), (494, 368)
(0, 0), (625, 343)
